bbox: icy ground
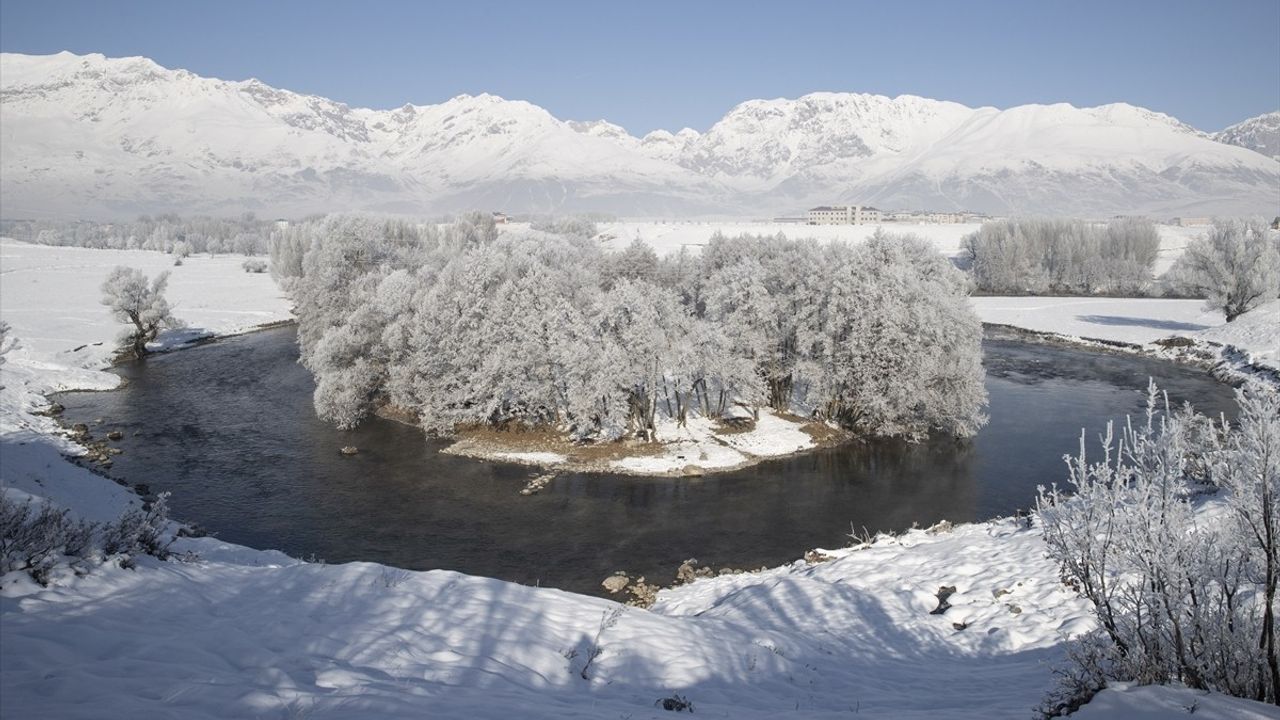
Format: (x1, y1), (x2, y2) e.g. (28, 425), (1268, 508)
(2, 240), (1278, 718)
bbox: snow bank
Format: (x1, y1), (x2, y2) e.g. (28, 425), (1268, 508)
(1195, 299), (1280, 372)
(0, 239), (293, 380)
(490, 450), (568, 465)
(610, 410), (817, 475)
(971, 296), (1224, 346)
(1072, 683), (1280, 720)
(971, 295), (1280, 381)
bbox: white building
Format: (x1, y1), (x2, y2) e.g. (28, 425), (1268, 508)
(807, 205), (882, 225)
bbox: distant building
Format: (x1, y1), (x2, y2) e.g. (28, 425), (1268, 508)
(807, 205), (882, 225)
(1271, 216), (1279, 230)
(492, 212), (509, 224)
(1175, 217), (1212, 227)
(772, 217), (808, 224)
(884, 210), (980, 224)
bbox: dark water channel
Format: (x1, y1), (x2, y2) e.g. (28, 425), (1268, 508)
(57, 325), (1238, 595)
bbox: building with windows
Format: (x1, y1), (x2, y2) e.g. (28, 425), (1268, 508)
(807, 205), (882, 225)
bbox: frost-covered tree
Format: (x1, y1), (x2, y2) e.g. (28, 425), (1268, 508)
(963, 217), (1160, 295)
(814, 231), (987, 439)
(607, 238), (661, 284)
(1038, 382), (1280, 709)
(1166, 219), (1280, 321)
(100, 267), (176, 357)
(288, 220), (988, 444)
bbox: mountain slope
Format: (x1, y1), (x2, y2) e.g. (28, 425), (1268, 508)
(1213, 111), (1280, 161)
(2, 51), (1277, 218)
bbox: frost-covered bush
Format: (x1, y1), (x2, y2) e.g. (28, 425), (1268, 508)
(1037, 381), (1280, 707)
(0, 320), (17, 367)
(242, 258), (269, 273)
(0, 495), (96, 585)
(1162, 219), (1280, 321)
(963, 217), (1160, 295)
(289, 219), (988, 443)
(101, 493), (173, 561)
(100, 266), (177, 357)
(531, 215), (598, 239)
(1, 492), (176, 585)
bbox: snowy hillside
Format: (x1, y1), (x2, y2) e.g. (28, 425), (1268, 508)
(2, 51), (1278, 218)
(1214, 111), (1280, 161)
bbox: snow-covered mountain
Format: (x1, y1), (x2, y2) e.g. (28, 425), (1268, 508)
(1213, 111), (1280, 161)
(2, 51), (1277, 219)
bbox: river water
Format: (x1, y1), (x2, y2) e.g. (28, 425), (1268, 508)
(57, 325), (1238, 595)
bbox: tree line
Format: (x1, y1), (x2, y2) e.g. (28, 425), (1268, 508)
(962, 217), (1162, 295)
(278, 214), (989, 443)
(1, 213), (278, 256)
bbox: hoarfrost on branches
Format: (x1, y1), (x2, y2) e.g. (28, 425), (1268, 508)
(286, 216), (988, 444)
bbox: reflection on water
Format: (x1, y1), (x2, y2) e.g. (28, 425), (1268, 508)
(56, 325), (1238, 595)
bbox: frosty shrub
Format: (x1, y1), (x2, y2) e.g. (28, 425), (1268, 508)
(101, 266), (177, 357)
(1163, 219), (1280, 321)
(531, 215), (598, 239)
(963, 217), (1160, 295)
(1037, 381), (1280, 708)
(288, 217), (987, 443)
(101, 492), (173, 561)
(242, 258), (269, 273)
(0, 494), (96, 585)
(1, 492), (177, 584)
(0, 319), (16, 367)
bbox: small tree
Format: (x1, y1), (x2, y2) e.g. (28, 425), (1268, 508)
(1172, 219), (1280, 321)
(100, 266), (176, 357)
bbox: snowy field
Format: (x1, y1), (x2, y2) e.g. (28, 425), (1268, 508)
(0, 239), (293, 386)
(594, 220), (1206, 275)
(2, 239), (1278, 719)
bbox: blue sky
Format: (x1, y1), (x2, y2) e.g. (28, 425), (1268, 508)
(2, 0), (1277, 134)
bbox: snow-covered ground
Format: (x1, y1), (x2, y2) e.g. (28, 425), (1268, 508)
(611, 410), (816, 474)
(449, 408), (821, 476)
(971, 296), (1223, 345)
(0, 239), (293, 387)
(3, 239), (1278, 719)
(595, 220), (1205, 275)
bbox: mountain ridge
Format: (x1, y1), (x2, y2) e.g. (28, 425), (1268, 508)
(2, 51), (1276, 219)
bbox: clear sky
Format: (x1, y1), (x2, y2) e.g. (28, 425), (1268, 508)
(2, 0), (1277, 134)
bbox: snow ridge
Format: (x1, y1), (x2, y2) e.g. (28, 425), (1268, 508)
(2, 51), (1278, 218)
(1213, 111), (1280, 161)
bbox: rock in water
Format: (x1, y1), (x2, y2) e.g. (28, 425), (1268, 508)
(602, 574), (630, 593)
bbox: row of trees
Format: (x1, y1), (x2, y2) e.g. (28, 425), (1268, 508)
(281, 215), (989, 443)
(1037, 382), (1280, 712)
(962, 217), (1162, 295)
(1, 213), (279, 256)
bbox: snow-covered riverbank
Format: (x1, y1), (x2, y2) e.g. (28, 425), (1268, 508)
(3, 239), (1278, 719)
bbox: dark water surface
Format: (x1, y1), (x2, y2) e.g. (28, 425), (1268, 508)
(58, 326), (1238, 595)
